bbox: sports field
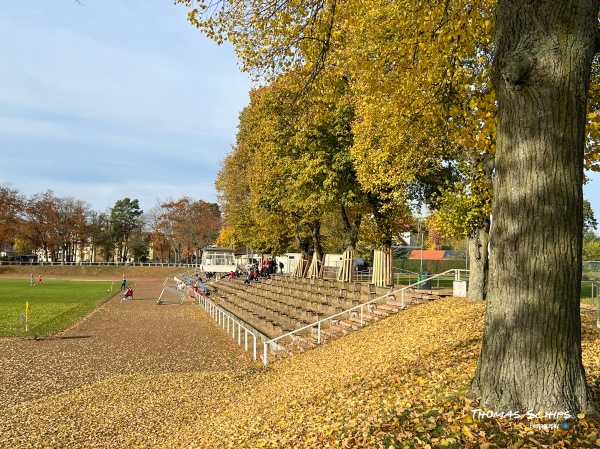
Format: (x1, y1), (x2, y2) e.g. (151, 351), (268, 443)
(0, 279), (115, 338)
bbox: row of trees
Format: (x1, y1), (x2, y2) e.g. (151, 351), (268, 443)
(146, 197), (222, 264)
(0, 184), (221, 264)
(179, 0), (600, 415)
(215, 74), (459, 277)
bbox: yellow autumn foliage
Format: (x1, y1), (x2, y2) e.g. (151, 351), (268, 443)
(1, 298), (598, 448)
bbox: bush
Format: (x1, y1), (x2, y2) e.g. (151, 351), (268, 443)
(394, 258), (467, 273)
(583, 239), (600, 261)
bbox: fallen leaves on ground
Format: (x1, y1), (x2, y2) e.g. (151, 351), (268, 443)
(0, 297), (598, 448)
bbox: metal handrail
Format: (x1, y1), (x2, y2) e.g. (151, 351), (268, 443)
(0, 261), (200, 267)
(191, 288), (259, 361)
(261, 269), (468, 365)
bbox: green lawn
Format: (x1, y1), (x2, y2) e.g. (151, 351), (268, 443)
(0, 279), (115, 337)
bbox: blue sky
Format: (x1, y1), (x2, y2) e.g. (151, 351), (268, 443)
(2, 2), (600, 223)
(0, 0), (252, 213)
(586, 172), (600, 225)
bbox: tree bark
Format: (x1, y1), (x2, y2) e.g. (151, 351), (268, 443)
(310, 221), (323, 263)
(340, 204), (361, 252)
(467, 224), (489, 301)
(471, 0), (599, 414)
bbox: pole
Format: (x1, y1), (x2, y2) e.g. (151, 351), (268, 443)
(418, 217), (424, 273)
(466, 237), (469, 271)
(420, 232), (423, 274)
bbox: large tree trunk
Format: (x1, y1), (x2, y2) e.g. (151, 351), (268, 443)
(310, 221), (323, 263)
(467, 224), (489, 301)
(308, 221), (324, 278)
(471, 0), (598, 414)
(294, 234), (311, 265)
(340, 204), (361, 252)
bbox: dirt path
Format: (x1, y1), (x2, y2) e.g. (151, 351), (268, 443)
(0, 279), (254, 408)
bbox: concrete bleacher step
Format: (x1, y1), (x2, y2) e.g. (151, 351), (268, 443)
(377, 304), (399, 313)
(338, 320), (360, 331)
(273, 345), (295, 360)
(348, 316), (372, 326)
(358, 311), (382, 321)
(418, 288), (453, 297)
(405, 292), (441, 301)
(408, 289), (451, 299)
(294, 335), (318, 348)
(329, 323), (353, 335)
(320, 327), (341, 338)
(286, 335), (319, 352)
(366, 307), (390, 318)
(387, 300), (406, 309)
(296, 333), (336, 347)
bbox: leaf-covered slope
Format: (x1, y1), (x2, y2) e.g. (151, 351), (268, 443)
(1, 298), (598, 448)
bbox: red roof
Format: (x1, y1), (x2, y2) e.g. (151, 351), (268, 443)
(408, 250), (447, 260)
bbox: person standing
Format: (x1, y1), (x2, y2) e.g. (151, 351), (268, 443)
(30, 273), (34, 287)
(38, 274), (42, 285)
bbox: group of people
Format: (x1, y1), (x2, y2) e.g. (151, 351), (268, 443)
(29, 273), (42, 286)
(121, 276), (133, 299)
(243, 265), (262, 284)
(242, 261), (281, 284)
(227, 268), (246, 280)
(264, 258), (286, 275)
(220, 257), (287, 285)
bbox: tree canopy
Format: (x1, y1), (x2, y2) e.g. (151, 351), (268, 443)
(180, 0), (600, 416)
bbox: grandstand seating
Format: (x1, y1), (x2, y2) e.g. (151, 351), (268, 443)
(207, 275), (451, 358)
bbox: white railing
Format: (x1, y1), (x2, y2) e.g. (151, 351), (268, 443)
(191, 289), (259, 361)
(0, 260), (197, 267)
(261, 269), (468, 365)
(352, 268), (444, 285)
(582, 280), (597, 305)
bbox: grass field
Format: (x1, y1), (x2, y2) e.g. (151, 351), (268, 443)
(0, 279), (115, 338)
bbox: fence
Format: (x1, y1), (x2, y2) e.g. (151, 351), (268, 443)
(261, 269), (468, 365)
(354, 269), (597, 304)
(583, 261), (600, 272)
(190, 288), (260, 361)
(353, 269), (456, 288)
(0, 261), (195, 267)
